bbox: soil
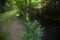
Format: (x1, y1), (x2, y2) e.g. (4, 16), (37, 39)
(9, 17), (24, 40)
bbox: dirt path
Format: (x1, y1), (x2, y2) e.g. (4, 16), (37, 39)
(9, 17), (24, 40)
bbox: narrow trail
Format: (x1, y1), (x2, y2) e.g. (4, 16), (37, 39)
(9, 17), (24, 40)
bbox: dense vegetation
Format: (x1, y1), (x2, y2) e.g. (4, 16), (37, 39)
(0, 0), (60, 40)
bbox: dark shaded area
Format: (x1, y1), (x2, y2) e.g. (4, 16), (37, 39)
(27, 0), (60, 40)
(39, 0), (60, 40)
(0, 0), (7, 13)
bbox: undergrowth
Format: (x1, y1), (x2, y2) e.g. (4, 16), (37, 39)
(18, 17), (45, 40)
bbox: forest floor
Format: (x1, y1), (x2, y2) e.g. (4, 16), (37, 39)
(8, 17), (24, 40)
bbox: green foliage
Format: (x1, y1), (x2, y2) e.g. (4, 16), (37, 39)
(16, 0), (47, 40)
(18, 17), (44, 40)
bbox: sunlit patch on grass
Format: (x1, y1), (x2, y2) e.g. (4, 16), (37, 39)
(0, 9), (18, 22)
(16, 14), (20, 17)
